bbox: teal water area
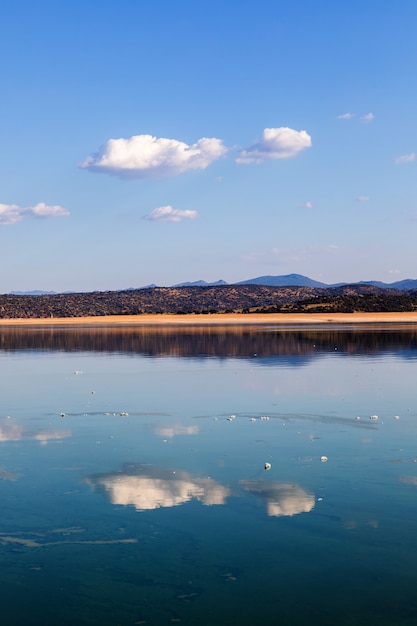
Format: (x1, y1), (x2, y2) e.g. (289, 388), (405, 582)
(1, 324), (417, 625)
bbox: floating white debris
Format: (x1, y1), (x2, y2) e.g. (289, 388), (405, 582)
(260, 416), (270, 421)
(369, 415), (379, 421)
(227, 415), (236, 421)
(119, 412), (129, 417)
(317, 497), (323, 502)
(394, 415), (400, 420)
(355, 416), (361, 420)
(249, 418), (257, 422)
(213, 417), (218, 421)
(264, 462), (271, 470)
(320, 456), (328, 462)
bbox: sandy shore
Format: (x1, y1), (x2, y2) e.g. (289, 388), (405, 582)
(0, 312), (417, 326)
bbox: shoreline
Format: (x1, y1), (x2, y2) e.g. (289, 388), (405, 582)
(0, 312), (417, 327)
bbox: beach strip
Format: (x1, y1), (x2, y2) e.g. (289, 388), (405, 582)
(0, 312), (417, 326)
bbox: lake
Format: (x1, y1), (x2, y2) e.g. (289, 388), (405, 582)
(1, 323), (417, 625)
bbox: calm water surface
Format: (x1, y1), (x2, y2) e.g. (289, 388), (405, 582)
(1, 324), (417, 625)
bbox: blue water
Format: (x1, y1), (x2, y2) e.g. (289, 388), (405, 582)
(1, 325), (417, 625)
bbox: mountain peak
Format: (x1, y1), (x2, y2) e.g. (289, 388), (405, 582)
(235, 274), (328, 288)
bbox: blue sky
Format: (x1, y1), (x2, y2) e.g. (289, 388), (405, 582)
(1, 0), (416, 292)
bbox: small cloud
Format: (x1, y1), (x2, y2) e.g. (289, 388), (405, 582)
(388, 269), (401, 275)
(356, 196), (370, 202)
(298, 201), (313, 209)
(361, 112), (375, 122)
(81, 133), (227, 179)
(0, 202), (70, 225)
(336, 113), (355, 120)
(144, 205), (198, 223)
(30, 202), (70, 218)
(236, 127), (312, 164)
(0, 203), (21, 225)
(395, 152), (415, 164)
(245, 244), (339, 265)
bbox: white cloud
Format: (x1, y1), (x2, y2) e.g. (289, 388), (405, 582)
(395, 152), (415, 164)
(144, 205), (198, 222)
(245, 244), (340, 264)
(298, 201), (313, 209)
(30, 202), (70, 218)
(0, 202), (70, 225)
(361, 112), (375, 122)
(0, 203), (21, 225)
(336, 113), (355, 120)
(236, 127), (312, 164)
(356, 196), (370, 202)
(81, 133), (227, 178)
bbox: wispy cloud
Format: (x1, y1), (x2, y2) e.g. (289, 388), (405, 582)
(298, 201), (313, 209)
(360, 112), (375, 122)
(395, 152), (415, 164)
(336, 112), (375, 122)
(144, 205), (198, 222)
(245, 244), (340, 264)
(356, 196), (370, 202)
(236, 127), (312, 164)
(0, 202), (70, 225)
(81, 134), (227, 179)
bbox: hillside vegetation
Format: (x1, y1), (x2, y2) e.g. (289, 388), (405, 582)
(1, 284), (417, 319)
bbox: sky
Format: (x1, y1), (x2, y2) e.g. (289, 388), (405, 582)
(1, 0), (416, 292)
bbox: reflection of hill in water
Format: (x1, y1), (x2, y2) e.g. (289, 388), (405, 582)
(1, 326), (417, 363)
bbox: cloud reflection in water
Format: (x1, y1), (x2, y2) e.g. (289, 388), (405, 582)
(240, 480), (315, 517)
(0, 418), (71, 445)
(152, 424), (200, 438)
(85, 464), (230, 511)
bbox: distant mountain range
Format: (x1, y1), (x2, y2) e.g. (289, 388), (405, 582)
(136, 273), (417, 291)
(10, 289), (58, 296)
(9, 273), (417, 295)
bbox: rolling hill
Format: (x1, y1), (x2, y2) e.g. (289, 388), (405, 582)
(2, 283), (417, 318)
